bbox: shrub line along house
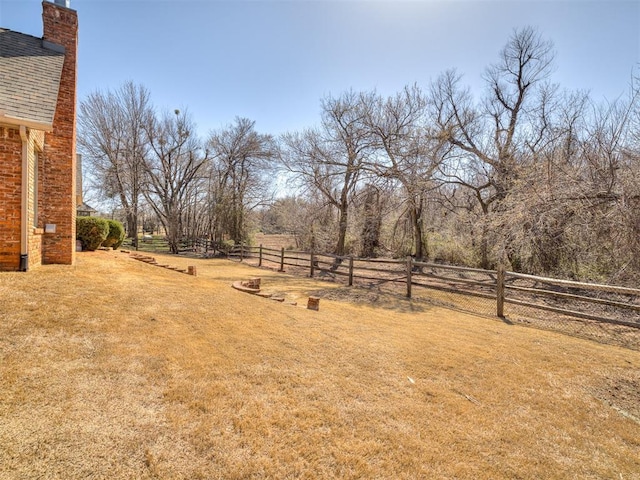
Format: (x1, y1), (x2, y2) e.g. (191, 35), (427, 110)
(0, 0), (78, 271)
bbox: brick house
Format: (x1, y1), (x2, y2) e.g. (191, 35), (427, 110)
(0, 0), (78, 271)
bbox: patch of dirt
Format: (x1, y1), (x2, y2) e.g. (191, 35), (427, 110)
(310, 287), (386, 304)
(593, 369), (640, 423)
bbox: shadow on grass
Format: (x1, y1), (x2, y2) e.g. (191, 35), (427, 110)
(209, 267), (430, 314)
(145, 255), (479, 316)
(308, 286), (431, 314)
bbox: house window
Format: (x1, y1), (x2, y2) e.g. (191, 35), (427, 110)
(33, 151), (39, 227)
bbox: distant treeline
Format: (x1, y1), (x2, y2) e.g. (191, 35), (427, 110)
(79, 27), (640, 285)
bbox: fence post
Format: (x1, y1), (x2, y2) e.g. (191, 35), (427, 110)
(279, 247), (285, 272)
(258, 244), (263, 267)
(406, 256), (412, 298)
(348, 256), (354, 286)
(496, 265), (505, 318)
(310, 249), (315, 278)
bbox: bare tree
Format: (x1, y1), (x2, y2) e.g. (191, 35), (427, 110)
(142, 109), (208, 254)
(569, 89), (640, 280)
(280, 91), (375, 257)
(508, 86), (640, 279)
(78, 82), (152, 246)
(206, 117), (275, 245)
(431, 27), (556, 268)
(505, 89), (589, 274)
(365, 85), (446, 260)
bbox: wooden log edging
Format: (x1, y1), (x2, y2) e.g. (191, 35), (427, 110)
(125, 252), (197, 276)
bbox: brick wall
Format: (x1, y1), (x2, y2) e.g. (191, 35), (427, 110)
(0, 127), (45, 271)
(0, 127), (22, 270)
(41, 1), (77, 265)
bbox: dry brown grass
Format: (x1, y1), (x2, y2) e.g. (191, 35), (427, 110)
(1, 250), (639, 479)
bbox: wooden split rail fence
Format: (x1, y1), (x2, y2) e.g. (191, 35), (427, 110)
(224, 243), (640, 331)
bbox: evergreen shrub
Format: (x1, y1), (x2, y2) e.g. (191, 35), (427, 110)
(76, 217), (109, 251)
(103, 219), (126, 249)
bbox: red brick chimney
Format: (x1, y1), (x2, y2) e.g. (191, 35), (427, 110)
(41, 0), (78, 265)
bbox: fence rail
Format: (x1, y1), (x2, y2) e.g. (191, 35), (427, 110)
(503, 271), (640, 330)
(222, 243), (640, 340)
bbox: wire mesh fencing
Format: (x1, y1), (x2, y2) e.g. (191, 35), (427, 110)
(502, 272), (640, 350)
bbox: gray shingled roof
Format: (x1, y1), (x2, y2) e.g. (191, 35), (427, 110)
(0, 28), (64, 130)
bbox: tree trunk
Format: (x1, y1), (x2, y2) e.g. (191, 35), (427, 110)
(361, 186), (381, 258)
(409, 205), (427, 261)
(165, 212), (181, 254)
(479, 219), (490, 270)
(335, 202), (348, 257)
(126, 203), (139, 248)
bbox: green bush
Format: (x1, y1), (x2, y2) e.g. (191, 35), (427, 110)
(76, 217), (109, 251)
(103, 219), (126, 250)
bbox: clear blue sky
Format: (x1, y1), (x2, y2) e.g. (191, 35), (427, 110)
(1, 0), (638, 138)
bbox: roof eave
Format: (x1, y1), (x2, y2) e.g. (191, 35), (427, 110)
(0, 112), (53, 132)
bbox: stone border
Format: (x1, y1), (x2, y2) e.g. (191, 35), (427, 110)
(230, 277), (323, 309)
(231, 277), (261, 294)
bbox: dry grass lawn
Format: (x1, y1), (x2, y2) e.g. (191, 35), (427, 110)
(1, 250), (639, 479)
